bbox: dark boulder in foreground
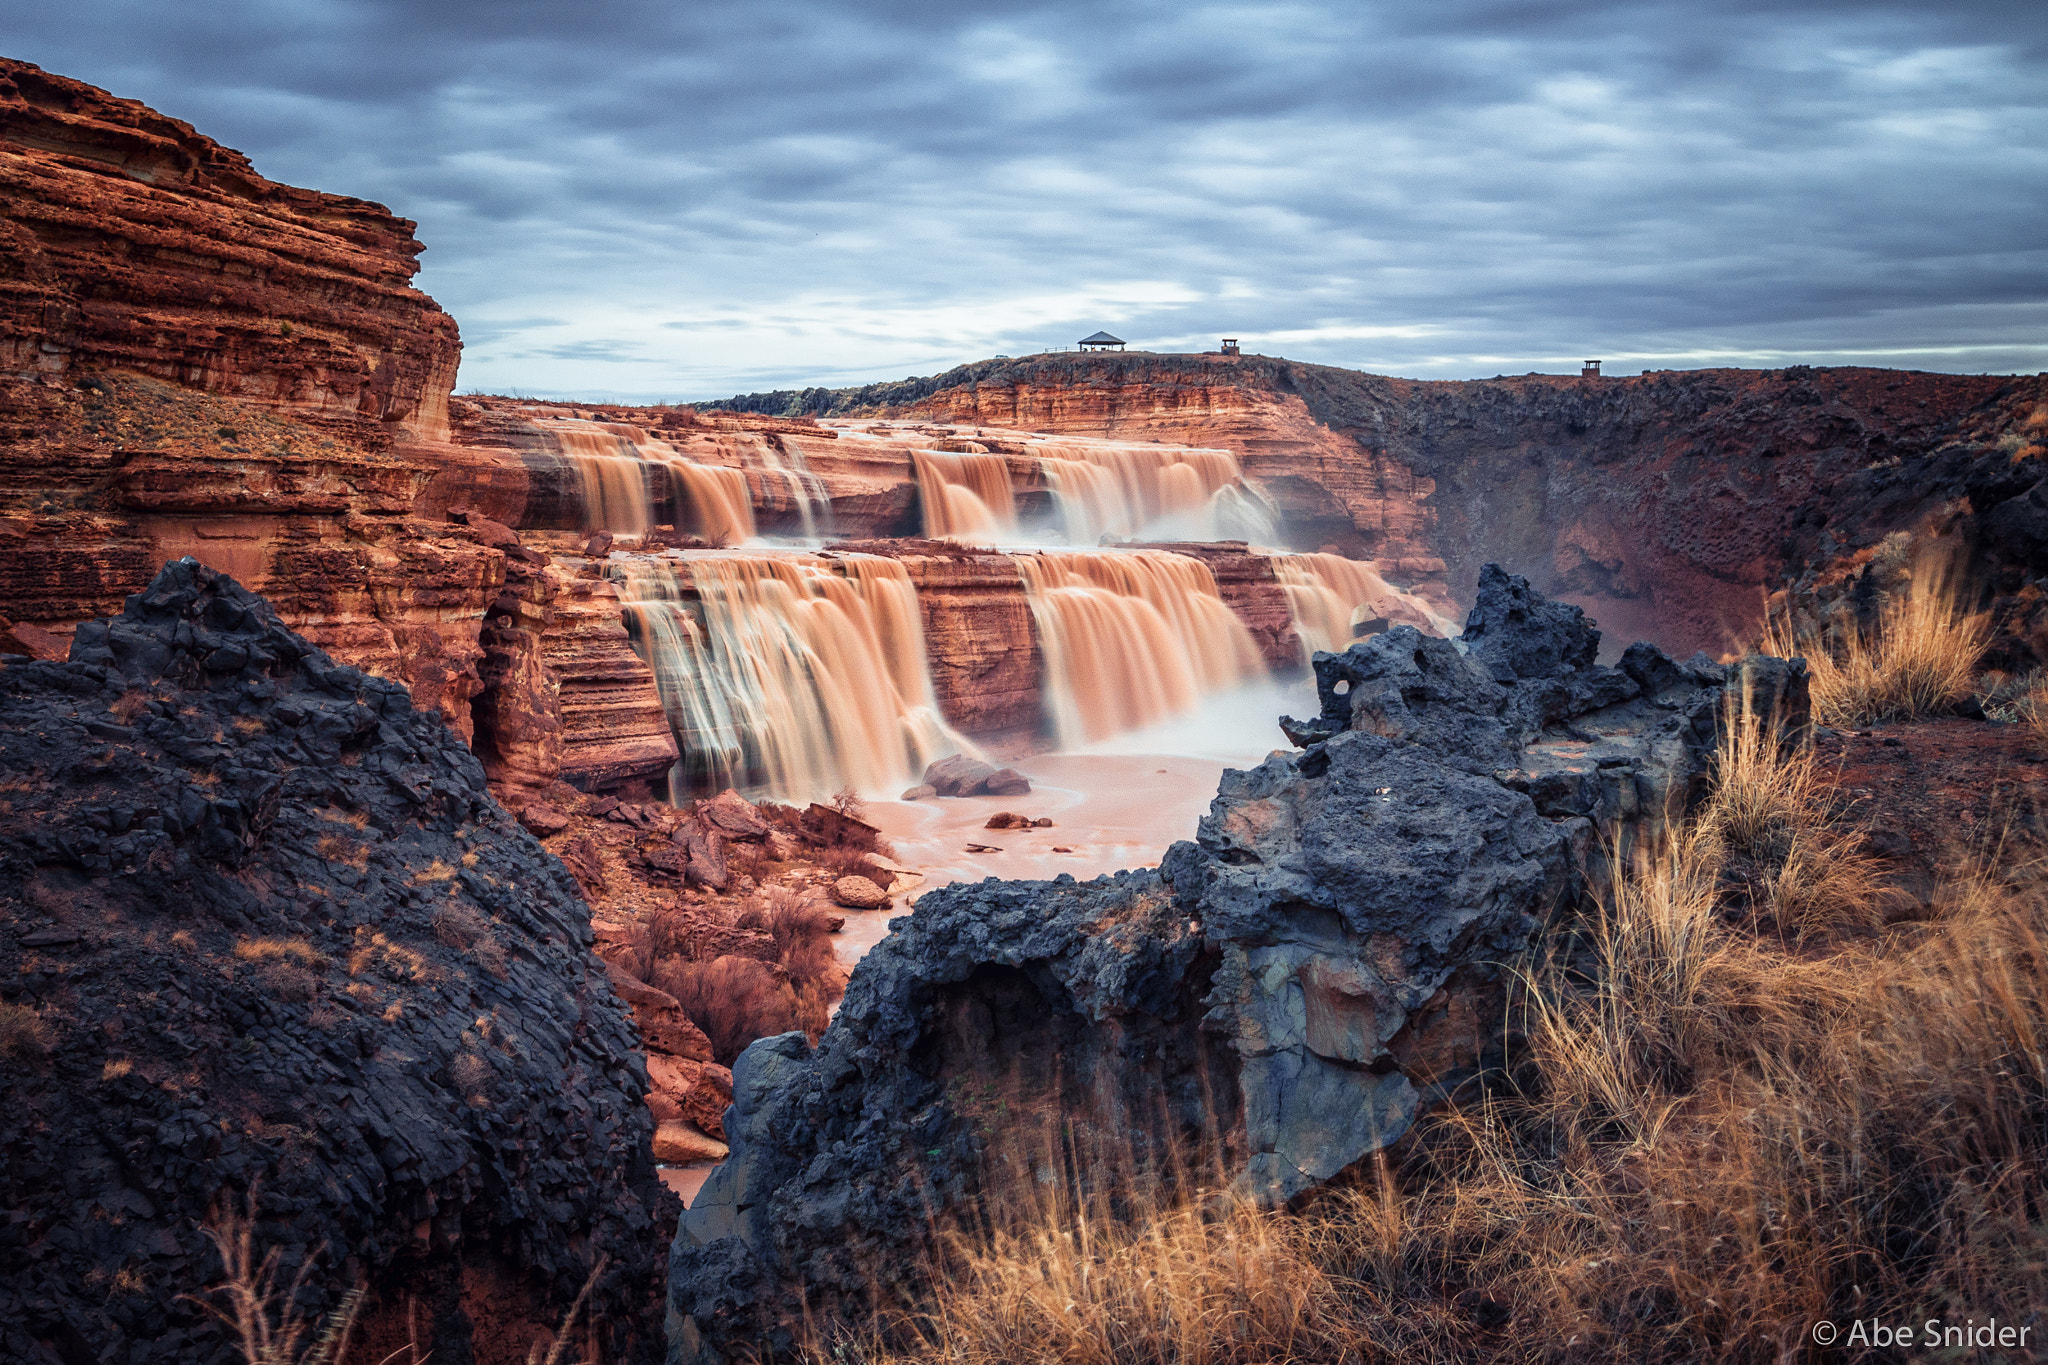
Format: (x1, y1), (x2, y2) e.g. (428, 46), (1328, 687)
(0, 560), (673, 1365)
(667, 565), (1808, 1363)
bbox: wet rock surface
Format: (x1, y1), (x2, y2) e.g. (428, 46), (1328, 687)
(0, 560), (673, 1365)
(666, 566), (1795, 1362)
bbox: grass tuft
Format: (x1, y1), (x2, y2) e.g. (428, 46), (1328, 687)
(0, 1001), (53, 1059)
(1759, 550), (1989, 726)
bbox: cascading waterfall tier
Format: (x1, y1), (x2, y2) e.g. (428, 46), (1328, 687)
(1036, 442), (1277, 544)
(913, 448), (1018, 543)
(1268, 552), (1463, 653)
(607, 551), (970, 801)
(540, 416), (756, 543)
(1014, 549), (1267, 747)
(752, 435), (834, 539)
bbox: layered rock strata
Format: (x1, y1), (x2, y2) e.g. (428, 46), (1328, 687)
(0, 561), (672, 1365)
(666, 566), (1803, 1361)
(708, 354), (2047, 657)
(0, 59), (460, 442)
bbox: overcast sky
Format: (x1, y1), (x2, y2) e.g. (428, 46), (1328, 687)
(8, 1), (2044, 400)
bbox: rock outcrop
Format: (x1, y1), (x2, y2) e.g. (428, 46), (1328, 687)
(666, 566), (1803, 1361)
(0, 561), (673, 1365)
(0, 59), (460, 442)
(0, 63), (521, 757)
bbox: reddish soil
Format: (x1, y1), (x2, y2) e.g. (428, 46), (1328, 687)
(1816, 717), (2048, 910)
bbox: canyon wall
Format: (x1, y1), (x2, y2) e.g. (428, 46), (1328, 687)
(709, 354), (2047, 658)
(0, 58), (460, 442)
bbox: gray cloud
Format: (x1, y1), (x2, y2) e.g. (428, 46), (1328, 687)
(5, 0), (2043, 400)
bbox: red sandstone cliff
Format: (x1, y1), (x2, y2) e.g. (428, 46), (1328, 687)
(0, 59), (460, 442)
(0, 63), (530, 746)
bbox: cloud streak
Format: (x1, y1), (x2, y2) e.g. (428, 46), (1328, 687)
(8, 0), (2044, 399)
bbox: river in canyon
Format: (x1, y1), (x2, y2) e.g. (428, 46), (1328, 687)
(833, 674), (1315, 965)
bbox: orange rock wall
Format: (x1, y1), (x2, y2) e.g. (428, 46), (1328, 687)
(0, 59), (460, 444)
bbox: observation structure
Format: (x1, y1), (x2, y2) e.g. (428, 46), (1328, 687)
(1582, 360), (1603, 377)
(1079, 331), (1126, 352)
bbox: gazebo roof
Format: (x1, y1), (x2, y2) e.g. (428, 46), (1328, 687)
(1079, 331), (1125, 345)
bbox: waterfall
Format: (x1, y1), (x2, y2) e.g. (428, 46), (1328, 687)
(608, 551), (971, 801)
(663, 462), (756, 545)
(913, 448), (1018, 542)
(754, 435), (834, 540)
(1036, 444), (1276, 544)
(1268, 552), (1462, 653)
(1015, 549), (1267, 747)
(540, 417), (758, 542)
(553, 426), (659, 532)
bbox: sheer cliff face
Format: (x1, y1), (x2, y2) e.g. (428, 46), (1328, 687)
(765, 354), (2041, 658)
(0, 59), (460, 444)
(0, 62), (495, 732)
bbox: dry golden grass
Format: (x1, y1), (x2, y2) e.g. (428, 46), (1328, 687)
(1703, 671), (1892, 941)
(1758, 552), (1989, 726)
(826, 726), (2048, 1365)
(349, 931), (431, 983)
(189, 1197), (610, 1365)
(432, 902), (510, 980)
(0, 1001), (52, 1059)
(317, 835), (370, 871)
(108, 687), (154, 723)
(233, 938), (324, 966)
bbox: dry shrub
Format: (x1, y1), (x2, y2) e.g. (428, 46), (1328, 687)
(433, 902), (510, 979)
(746, 885), (845, 993)
(814, 842), (893, 885)
(1758, 550), (1989, 726)
(256, 962), (319, 1004)
(0, 1001), (52, 1059)
(656, 955), (820, 1065)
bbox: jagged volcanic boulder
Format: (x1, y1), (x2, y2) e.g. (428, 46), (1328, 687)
(0, 560), (673, 1365)
(665, 566), (1803, 1362)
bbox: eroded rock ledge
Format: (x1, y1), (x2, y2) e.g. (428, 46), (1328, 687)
(0, 561), (672, 1365)
(666, 566), (1808, 1363)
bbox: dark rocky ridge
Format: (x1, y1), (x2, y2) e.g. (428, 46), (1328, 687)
(0, 560), (672, 1365)
(666, 566), (1807, 1363)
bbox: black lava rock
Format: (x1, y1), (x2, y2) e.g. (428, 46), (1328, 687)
(0, 559), (674, 1365)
